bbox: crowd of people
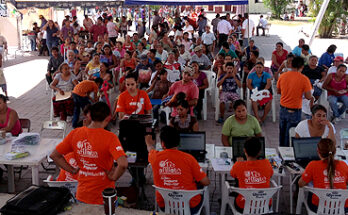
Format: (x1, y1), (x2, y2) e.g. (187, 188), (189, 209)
(1, 6), (347, 212)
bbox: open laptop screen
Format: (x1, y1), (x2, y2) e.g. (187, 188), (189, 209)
(178, 132), (206, 151)
(232, 137), (265, 161)
(292, 137), (321, 161)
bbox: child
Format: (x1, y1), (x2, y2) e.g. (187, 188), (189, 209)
(85, 40), (94, 53)
(218, 55), (233, 77)
(213, 53), (225, 74)
(69, 42), (78, 55)
(217, 62), (241, 123)
(0, 54), (7, 97)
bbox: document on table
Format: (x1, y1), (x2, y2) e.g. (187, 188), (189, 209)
(215, 146), (232, 158)
(55, 92), (72, 101)
(278, 147), (295, 161)
(211, 158), (233, 172)
(206, 144), (215, 160)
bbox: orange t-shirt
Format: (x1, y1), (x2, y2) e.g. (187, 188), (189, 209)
(277, 71), (312, 109)
(56, 152), (78, 181)
(301, 160), (348, 207)
(55, 127), (126, 205)
(116, 90), (152, 115)
(72, 80), (99, 97)
(149, 149), (206, 208)
(230, 159), (274, 209)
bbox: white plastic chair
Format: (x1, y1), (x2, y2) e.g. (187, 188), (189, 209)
(202, 70), (216, 120)
(302, 186), (348, 215)
(220, 180), (282, 215)
(265, 24), (272, 36)
(153, 185), (210, 215)
(41, 120), (67, 139)
(44, 175), (78, 197)
(160, 106), (172, 126)
(215, 85), (243, 121)
(289, 127), (296, 147)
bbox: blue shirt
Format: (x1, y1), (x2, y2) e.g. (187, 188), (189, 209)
(318, 52), (335, 68)
(218, 73), (240, 93)
(247, 71), (271, 89)
(293, 46), (312, 57)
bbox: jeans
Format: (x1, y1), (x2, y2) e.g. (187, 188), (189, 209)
(218, 34), (228, 48)
(310, 79), (322, 98)
(46, 39), (58, 56)
(152, 104), (160, 120)
(279, 106), (302, 147)
(28, 36), (36, 51)
(328, 95), (348, 118)
(72, 93), (91, 128)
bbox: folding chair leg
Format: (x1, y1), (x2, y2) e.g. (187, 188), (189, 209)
(203, 98), (207, 120)
(272, 99), (276, 123)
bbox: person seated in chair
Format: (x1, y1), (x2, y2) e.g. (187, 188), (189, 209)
(145, 126), (210, 214)
(230, 137), (273, 213)
(298, 138), (348, 213)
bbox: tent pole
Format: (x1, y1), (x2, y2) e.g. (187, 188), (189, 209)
(247, 3), (249, 44)
(308, 0), (330, 46)
(148, 5), (151, 30)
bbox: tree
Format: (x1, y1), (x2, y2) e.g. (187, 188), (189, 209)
(263, 0), (292, 19)
(309, 0), (348, 38)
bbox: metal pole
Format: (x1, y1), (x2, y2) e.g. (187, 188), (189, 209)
(247, 4), (249, 44)
(308, 0), (330, 46)
(148, 5), (151, 30)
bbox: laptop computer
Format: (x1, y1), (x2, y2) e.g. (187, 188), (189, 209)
(232, 137), (266, 162)
(178, 132), (206, 163)
(292, 137), (321, 168)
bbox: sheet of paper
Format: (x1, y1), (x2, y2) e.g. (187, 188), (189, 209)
(215, 146), (232, 158)
(206, 144), (215, 160)
(278, 147), (295, 161)
(55, 91), (72, 101)
(210, 158), (233, 172)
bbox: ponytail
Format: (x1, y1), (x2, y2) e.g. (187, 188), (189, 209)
(318, 138), (336, 189)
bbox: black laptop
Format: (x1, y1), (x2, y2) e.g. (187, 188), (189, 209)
(292, 137), (321, 168)
(178, 132), (206, 162)
(232, 137), (266, 162)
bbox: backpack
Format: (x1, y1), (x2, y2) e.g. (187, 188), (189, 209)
(0, 186), (72, 215)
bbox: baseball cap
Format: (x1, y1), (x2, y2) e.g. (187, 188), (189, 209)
(194, 45), (202, 52)
(334, 56), (344, 62)
(183, 66), (194, 76)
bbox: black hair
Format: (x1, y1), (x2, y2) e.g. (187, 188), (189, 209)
(70, 42), (76, 45)
(0, 94), (8, 103)
(311, 104), (327, 115)
(191, 61), (199, 66)
(153, 59), (163, 67)
(176, 99), (189, 109)
(149, 49), (157, 55)
(51, 46), (59, 52)
(276, 42), (283, 47)
(216, 14), (220, 18)
(255, 61), (264, 67)
(83, 104), (91, 115)
(292, 56), (305, 70)
(160, 126), (180, 149)
(251, 50), (259, 58)
(90, 102), (110, 122)
(226, 62), (234, 67)
(159, 69), (167, 75)
(222, 42), (229, 49)
(244, 137), (262, 157)
(94, 77), (104, 85)
(287, 53), (295, 58)
(125, 72), (138, 82)
(327, 44), (337, 54)
(233, 99), (246, 110)
(337, 64), (347, 70)
(175, 92), (186, 103)
(218, 52), (226, 58)
(103, 44), (111, 50)
(302, 44), (309, 51)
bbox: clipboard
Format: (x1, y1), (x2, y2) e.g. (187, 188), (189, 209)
(55, 91), (72, 101)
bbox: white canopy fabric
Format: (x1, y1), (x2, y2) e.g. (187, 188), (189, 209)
(124, 0), (248, 5)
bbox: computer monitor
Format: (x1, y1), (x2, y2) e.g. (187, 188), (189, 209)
(292, 137), (321, 161)
(232, 137), (265, 162)
(178, 132), (206, 162)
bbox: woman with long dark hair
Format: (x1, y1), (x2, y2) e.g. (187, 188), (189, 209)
(299, 138), (348, 213)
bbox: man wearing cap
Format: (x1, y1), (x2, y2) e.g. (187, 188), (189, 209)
(328, 56), (346, 74)
(165, 66), (199, 118)
(135, 54), (153, 88)
(191, 46), (212, 70)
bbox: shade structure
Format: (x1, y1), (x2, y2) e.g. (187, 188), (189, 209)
(125, 0), (248, 5)
(13, 0), (123, 9)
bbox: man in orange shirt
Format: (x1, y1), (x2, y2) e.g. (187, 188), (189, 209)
(145, 126), (210, 214)
(72, 78), (103, 128)
(277, 56), (313, 146)
(50, 102), (128, 204)
(230, 137), (273, 213)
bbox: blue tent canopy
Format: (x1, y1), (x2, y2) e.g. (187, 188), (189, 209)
(125, 0), (248, 5)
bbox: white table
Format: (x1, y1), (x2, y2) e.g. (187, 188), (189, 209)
(0, 138), (61, 193)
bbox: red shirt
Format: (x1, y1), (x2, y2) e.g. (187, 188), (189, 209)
(302, 160), (348, 207)
(272, 50), (288, 69)
(90, 24), (107, 42)
(55, 127), (126, 204)
(149, 149), (206, 208)
(230, 159), (273, 209)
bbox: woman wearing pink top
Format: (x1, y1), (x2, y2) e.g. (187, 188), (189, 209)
(323, 64), (348, 122)
(0, 95), (22, 136)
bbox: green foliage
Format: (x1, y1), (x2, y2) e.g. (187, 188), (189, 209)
(309, 0), (348, 38)
(263, 0), (292, 19)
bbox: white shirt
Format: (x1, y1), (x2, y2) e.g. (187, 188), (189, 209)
(107, 22), (118, 38)
(242, 19), (255, 38)
(295, 119), (335, 138)
(183, 25), (194, 39)
(155, 50), (168, 63)
(217, 20), (232, 35)
(180, 51), (192, 63)
(201, 32), (216, 45)
(259, 18), (268, 28)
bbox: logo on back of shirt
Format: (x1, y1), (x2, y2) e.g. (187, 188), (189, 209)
(159, 159), (182, 175)
(244, 170), (267, 185)
(323, 170), (346, 184)
(77, 139), (98, 158)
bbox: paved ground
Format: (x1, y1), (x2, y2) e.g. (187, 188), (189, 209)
(1, 17), (348, 214)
